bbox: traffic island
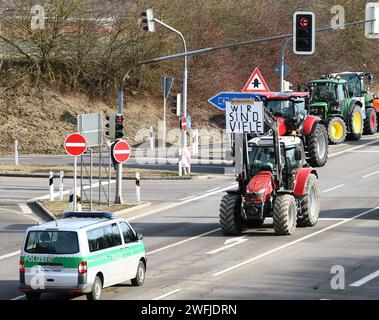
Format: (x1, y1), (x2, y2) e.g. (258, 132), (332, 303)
(35, 199), (151, 220)
(0, 164), (204, 180)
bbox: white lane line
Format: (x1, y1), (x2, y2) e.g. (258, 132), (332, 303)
(179, 195), (197, 201)
(0, 250), (21, 261)
(212, 206), (379, 277)
(318, 218), (349, 221)
(207, 187), (223, 193)
(350, 270), (379, 287)
(128, 183), (238, 222)
(349, 150), (379, 153)
(207, 236), (248, 255)
(329, 139), (379, 158)
(19, 203), (32, 214)
(148, 228), (220, 255)
(1, 207), (41, 224)
(322, 184), (344, 193)
(363, 170), (379, 178)
(11, 295), (25, 301)
(29, 180), (116, 201)
(153, 289), (182, 300)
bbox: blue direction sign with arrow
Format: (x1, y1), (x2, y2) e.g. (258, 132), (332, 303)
(208, 92), (263, 110)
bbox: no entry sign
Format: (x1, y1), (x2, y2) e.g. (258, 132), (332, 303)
(180, 117), (187, 132)
(113, 140), (131, 164)
(64, 133), (87, 156)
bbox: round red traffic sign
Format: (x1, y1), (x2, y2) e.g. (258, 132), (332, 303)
(64, 133), (87, 156)
(113, 140), (131, 164)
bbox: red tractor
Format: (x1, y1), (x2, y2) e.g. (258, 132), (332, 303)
(220, 108), (320, 235)
(263, 92), (328, 167)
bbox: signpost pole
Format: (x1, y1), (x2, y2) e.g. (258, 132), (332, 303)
(115, 91), (124, 204)
(163, 79), (167, 149)
(74, 156), (77, 212)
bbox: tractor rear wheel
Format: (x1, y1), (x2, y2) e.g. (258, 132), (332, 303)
(273, 194), (297, 235)
(349, 105), (363, 140)
(297, 174), (320, 227)
(327, 117), (347, 144)
(364, 107), (377, 135)
(219, 194), (242, 235)
(308, 123), (328, 167)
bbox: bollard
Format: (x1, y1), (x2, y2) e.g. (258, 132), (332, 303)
(136, 172), (141, 203)
(14, 140), (19, 166)
(77, 195), (82, 211)
(49, 171), (54, 201)
(149, 126), (154, 151)
(59, 171), (64, 201)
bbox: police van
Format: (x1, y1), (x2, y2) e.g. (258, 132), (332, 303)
(19, 212), (146, 300)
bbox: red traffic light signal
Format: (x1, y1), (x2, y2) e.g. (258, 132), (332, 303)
(293, 11), (315, 55)
(299, 18), (309, 27)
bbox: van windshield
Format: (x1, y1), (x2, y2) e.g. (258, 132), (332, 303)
(25, 231), (79, 254)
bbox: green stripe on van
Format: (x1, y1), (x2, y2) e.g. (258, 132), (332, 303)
(22, 243), (145, 269)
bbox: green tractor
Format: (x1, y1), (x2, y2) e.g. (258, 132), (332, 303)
(328, 72), (378, 135)
(308, 78), (365, 144)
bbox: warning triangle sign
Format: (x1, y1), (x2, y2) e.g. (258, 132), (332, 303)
(242, 68), (270, 93)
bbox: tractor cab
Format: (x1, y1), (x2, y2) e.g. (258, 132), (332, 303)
(247, 136), (305, 190)
(329, 72), (373, 97)
(265, 92), (309, 127)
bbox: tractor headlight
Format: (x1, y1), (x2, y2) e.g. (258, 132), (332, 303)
(254, 188), (266, 195)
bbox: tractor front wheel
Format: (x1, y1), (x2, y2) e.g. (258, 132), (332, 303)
(273, 194), (297, 235)
(349, 105), (363, 140)
(364, 108), (377, 135)
(219, 194), (242, 235)
(327, 117), (347, 144)
(308, 123), (328, 167)
(297, 174), (320, 227)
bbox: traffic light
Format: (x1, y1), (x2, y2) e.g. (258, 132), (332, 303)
(140, 9), (155, 32)
(293, 11), (315, 55)
(115, 114), (124, 139)
(170, 93), (181, 116)
(105, 115), (116, 140)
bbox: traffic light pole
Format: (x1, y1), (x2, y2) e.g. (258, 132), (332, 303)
(153, 18), (188, 176)
(114, 90), (124, 204)
(280, 37), (292, 92)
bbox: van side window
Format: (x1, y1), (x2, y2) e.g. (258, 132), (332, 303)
(119, 222), (136, 244)
(87, 224), (122, 252)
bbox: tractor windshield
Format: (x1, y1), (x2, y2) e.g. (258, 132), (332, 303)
(310, 83), (338, 104)
(266, 99), (307, 121)
(247, 145), (286, 178)
(338, 74), (362, 96)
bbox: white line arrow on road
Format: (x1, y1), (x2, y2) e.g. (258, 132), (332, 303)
(207, 236), (248, 255)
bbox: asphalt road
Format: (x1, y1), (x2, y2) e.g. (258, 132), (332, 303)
(0, 135), (378, 300)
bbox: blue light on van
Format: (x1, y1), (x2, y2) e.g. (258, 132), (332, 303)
(63, 212), (115, 219)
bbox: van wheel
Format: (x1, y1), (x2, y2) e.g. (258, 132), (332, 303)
(131, 260), (146, 286)
(25, 292), (41, 300)
(86, 276), (102, 300)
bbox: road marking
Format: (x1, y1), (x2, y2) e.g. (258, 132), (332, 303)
(19, 203), (32, 214)
(179, 195), (197, 201)
(348, 150), (379, 153)
(29, 180), (116, 201)
(212, 206), (379, 277)
(363, 170), (379, 178)
(153, 289), (182, 300)
(11, 295), (25, 301)
(128, 183), (238, 222)
(318, 218), (349, 221)
(329, 139), (379, 158)
(207, 236), (248, 255)
(148, 228), (220, 255)
(207, 187), (223, 193)
(350, 270), (379, 287)
(322, 184), (344, 193)
(0, 250), (21, 261)
(1, 207), (41, 224)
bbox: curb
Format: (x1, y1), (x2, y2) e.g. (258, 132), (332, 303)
(32, 200), (152, 221)
(0, 172), (206, 180)
(34, 200), (56, 221)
